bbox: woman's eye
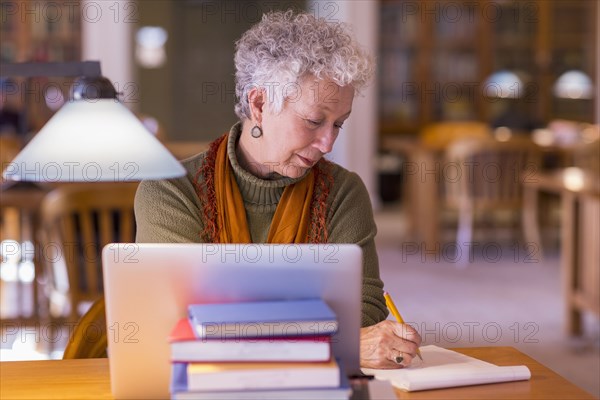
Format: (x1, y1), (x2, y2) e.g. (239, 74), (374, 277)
(306, 119), (322, 126)
(334, 123), (344, 129)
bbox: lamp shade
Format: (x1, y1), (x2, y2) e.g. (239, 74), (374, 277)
(483, 70), (524, 98)
(2, 99), (185, 182)
(553, 70), (594, 99)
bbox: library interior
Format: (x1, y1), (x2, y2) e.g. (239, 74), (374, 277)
(0, 1), (598, 399)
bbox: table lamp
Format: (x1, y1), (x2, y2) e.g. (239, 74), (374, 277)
(1, 61), (185, 182)
(483, 70), (524, 99)
(553, 70), (594, 100)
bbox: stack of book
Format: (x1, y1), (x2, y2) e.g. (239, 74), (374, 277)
(168, 299), (351, 399)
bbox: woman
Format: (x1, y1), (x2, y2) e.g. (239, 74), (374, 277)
(135, 10), (421, 369)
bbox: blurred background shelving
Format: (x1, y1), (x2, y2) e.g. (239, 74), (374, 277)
(1, 0), (82, 133)
(379, 0), (597, 137)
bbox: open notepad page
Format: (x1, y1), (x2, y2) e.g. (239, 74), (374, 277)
(361, 345), (531, 392)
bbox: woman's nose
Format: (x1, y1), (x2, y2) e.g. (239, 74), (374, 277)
(314, 127), (337, 154)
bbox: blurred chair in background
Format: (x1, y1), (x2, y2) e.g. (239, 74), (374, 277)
(38, 182), (138, 346)
(444, 136), (542, 263)
(62, 296), (107, 359)
(407, 122), (493, 248)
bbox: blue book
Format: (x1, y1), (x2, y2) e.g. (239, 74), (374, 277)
(170, 361), (351, 400)
(187, 299), (338, 339)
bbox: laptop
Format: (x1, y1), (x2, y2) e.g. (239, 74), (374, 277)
(102, 243), (363, 399)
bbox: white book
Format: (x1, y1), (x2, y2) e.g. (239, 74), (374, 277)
(186, 359), (340, 391)
(361, 345), (531, 392)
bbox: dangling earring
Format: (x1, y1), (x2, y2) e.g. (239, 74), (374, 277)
(251, 125), (263, 138)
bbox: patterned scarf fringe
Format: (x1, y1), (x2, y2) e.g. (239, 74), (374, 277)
(193, 134), (226, 243)
(309, 159), (333, 243)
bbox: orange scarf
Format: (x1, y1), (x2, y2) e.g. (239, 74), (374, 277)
(195, 133), (332, 244)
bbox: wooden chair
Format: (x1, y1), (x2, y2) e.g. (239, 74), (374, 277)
(62, 297), (107, 359)
(444, 136), (542, 263)
(39, 183), (138, 329)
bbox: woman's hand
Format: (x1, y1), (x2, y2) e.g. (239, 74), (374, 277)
(360, 320), (422, 369)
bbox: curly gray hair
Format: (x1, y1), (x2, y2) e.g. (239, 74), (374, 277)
(234, 10), (373, 120)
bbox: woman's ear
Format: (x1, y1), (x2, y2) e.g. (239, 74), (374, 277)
(247, 87), (265, 125)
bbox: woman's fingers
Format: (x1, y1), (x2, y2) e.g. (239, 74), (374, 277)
(391, 321), (422, 346)
(360, 321), (423, 369)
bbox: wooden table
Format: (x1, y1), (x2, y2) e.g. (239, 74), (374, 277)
(0, 347), (595, 399)
(523, 169), (600, 336)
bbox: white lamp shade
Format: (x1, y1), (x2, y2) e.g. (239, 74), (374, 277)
(553, 70), (594, 99)
(2, 99), (186, 182)
(483, 70), (524, 98)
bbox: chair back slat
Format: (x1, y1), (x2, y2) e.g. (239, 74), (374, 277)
(99, 209), (114, 249)
(79, 210), (98, 298)
(119, 209), (135, 244)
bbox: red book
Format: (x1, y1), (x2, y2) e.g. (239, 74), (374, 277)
(168, 319), (332, 362)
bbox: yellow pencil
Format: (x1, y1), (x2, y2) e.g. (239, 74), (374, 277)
(384, 291), (423, 361)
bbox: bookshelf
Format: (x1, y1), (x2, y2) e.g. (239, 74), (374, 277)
(547, 1), (597, 122)
(0, 0), (82, 131)
(379, 0), (598, 136)
(0, 0), (81, 63)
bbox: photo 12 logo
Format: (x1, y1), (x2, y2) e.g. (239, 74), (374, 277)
(396, 1), (539, 24)
(0, 1), (139, 25)
(200, 244), (340, 264)
(408, 321), (540, 344)
(401, 241), (541, 264)
(2, 161), (141, 182)
(0, 321), (140, 346)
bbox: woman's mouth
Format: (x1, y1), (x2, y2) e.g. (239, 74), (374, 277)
(297, 154), (315, 167)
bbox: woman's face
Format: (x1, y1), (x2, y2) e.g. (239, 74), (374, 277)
(244, 77), (354, 179)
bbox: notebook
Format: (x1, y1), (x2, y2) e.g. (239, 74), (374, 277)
(102, 243), (362, 399)
(361, 345), (531, 392)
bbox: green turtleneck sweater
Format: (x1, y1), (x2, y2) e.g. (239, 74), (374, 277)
(134, 123), (388, 327)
